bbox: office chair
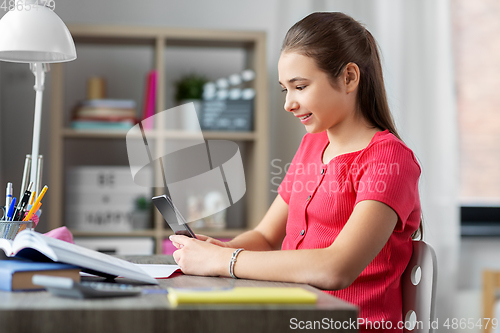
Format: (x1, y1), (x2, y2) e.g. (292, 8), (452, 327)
(401, 241), (438, 333)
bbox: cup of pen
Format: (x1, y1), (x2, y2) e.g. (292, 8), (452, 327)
(0, 220), (33, 240)
(0, 207), (34, 240)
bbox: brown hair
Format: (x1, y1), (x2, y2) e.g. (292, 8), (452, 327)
(281, 12), (400, 140)
(282, 12), (423, 239)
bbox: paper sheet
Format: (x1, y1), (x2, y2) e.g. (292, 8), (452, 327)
(134, 264), (181, 279)
(80, 264), (181, 279)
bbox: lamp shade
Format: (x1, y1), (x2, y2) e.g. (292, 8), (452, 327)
(0, 5), (76, 63)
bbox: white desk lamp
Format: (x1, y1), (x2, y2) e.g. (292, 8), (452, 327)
(0, 2), (76, 196)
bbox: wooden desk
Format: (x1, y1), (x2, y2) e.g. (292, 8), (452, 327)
(0, 255), (358, 333)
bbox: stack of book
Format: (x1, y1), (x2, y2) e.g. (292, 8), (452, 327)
(71, 99), (137, 130)
(1, 230), (159, 287)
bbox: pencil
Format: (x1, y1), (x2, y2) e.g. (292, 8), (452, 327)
(30, 191), (36, 205)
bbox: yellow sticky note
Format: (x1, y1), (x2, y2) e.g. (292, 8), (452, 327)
(167, 287), (318, 307)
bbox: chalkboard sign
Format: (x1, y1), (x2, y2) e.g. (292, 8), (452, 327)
(200, 99), (254, 131)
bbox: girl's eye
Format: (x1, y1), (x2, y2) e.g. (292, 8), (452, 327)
(281, 88), (287, 93)
(296, 86), (306, 91)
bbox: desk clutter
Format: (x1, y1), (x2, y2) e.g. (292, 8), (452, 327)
(0, 229), (158, 285)
(1, 228), (319, 307)
(1, 228), (320, 308)
(0, 228), (180, 297)
(1, 176), (47, 240)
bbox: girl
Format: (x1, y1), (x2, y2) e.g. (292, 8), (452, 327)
(170, 12), (421, 332)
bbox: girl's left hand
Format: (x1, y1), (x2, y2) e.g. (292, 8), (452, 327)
(169, 235), (232, 277)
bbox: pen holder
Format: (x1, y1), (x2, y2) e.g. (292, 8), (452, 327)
(0, 220), (33, 240)
(0, 206), (34, 240)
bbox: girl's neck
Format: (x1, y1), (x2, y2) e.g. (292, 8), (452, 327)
(323, 116), (380, 161)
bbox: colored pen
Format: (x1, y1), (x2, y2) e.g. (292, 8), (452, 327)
(6, 197), (17, 221)
(24, 185), (48, 222)
(5, 182), (13, 209)
(13, 182), (32, 221)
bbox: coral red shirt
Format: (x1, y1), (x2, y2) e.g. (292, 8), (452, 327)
(278, 130), (421, 332)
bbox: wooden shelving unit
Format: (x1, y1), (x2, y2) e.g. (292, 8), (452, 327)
(48, 25), (269, 254)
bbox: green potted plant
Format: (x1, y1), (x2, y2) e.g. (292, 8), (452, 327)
(130, 196), (152, 230)
(174, 74), (207, 101)
(174, 74), (208, 131)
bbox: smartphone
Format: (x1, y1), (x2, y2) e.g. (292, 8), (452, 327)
(152, 195), (197, 239)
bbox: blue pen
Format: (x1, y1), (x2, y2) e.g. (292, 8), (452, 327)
(7, 197), (17, 221)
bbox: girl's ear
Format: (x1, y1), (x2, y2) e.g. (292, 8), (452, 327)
(344, 62), (360, 94)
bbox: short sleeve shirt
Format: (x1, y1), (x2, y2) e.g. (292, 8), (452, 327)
(278, 130), (421, 331)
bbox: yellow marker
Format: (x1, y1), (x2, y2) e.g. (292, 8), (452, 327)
(23, 185), (47, 222)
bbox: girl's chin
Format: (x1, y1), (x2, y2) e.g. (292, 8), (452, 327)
(304, 125), (324, 134)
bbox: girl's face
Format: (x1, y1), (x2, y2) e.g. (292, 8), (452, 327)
(278, 52), (357, 134)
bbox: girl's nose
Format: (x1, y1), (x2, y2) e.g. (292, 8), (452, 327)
(284, 95), (298, 112)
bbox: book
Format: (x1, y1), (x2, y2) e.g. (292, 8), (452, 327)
(167, 287), (318, 307)
(141, 70), (157, 130)
(75, 106), (136, 119)
(70, 120), (135, 131)
(0, 230), (158, 285)
(82, 99), (136, 109)
(0, 260), (81, 291)
(74, 116), (137, 122)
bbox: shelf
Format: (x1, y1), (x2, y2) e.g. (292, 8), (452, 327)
(49, 24), (269, 255)
(68, 24), (265, 46)
(71, 230), (157, 237)
(61, 128), (257, 141)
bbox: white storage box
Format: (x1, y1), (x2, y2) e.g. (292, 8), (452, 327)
(65, 166), (153, 232)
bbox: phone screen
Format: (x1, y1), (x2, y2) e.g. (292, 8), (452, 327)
(152, 195), (197, 238)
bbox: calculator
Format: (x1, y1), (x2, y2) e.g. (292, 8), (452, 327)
(32, 275), (142, 299)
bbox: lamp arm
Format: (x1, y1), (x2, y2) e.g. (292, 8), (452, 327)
(30, 62), (48, 195)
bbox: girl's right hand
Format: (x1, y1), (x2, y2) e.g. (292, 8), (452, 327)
(195, 234), (230, 248)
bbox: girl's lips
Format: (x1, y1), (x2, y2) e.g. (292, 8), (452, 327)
(299, 113), (313, 124)
(295, 113), (311, 119)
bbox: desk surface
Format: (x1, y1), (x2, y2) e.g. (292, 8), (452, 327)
(0, 255), (357, 333)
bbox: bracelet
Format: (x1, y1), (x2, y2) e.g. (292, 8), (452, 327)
(229, 248), (245, 279)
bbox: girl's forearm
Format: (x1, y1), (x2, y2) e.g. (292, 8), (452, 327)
(225, 230), (277, 251)
(218, 247), (345, 291)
